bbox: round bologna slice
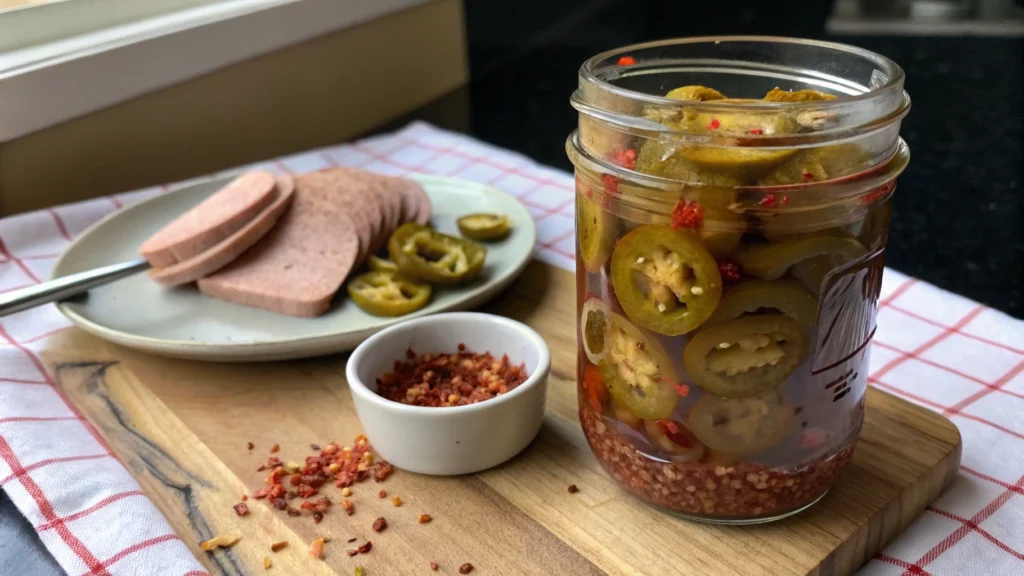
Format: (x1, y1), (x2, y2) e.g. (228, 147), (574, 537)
(149, 174), (296, 287)
(295, 170), (375, 265)
(140, 170), (277, 267)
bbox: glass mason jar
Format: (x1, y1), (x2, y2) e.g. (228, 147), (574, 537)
(567, 37), (910, 524)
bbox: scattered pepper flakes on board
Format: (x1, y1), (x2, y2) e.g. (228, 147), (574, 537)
(358, 541), (373, 554)
(233, 503), (249, 516)
(270, 443), (280, 454)
(392, 496), (402, 507)
(567, 484), (579, 494)
(341, 487), (352, 497)
(372, 517), (387, 532)
(247, 442), (255, 451)
(270, 541), (288, 552)
(378, 489), (387, 499)
(459, 562), (474, 574)
(309, 537), (325, 559)
(200, 533), (241, 551)
(417, 514), (432, 524)
(263, 557), (272, 569)
(430, 561), (439, 571)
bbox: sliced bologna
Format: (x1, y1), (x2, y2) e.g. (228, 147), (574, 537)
(148, 175), (296, 287)
(140, 170), (277, 267)
(294, 170), (375, 265)
(197, 181), (360, 318)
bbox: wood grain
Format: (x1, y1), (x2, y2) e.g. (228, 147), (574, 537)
(37, 261), (961, 576)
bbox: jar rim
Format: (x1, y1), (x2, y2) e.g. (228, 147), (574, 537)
(579, 35), (906, 111)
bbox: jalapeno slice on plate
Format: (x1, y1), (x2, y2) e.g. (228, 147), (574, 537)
(457, 213), (511, 241)
(688, 388), (794, 456)
(683, 315), (807, 398)
(347, 270), (431, 317)
(577, 195), (618, 273)
(734, 235), (867, 281)
(580, 298), (612, 365)
(643, 418), (706, 462)
(388, 223), (486, 285)
(610, 225), (722, 336)
(706, 278), (818, 326)
(366, 255), (398, 273)
(597, 312), (679, 420)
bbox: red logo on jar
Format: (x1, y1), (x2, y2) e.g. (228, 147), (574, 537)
(811, 247), (885, 376)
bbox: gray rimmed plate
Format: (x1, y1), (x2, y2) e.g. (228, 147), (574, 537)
(52, 173), (537, 361)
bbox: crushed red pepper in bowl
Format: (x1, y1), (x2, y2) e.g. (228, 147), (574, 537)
(375, 347), (529, 407)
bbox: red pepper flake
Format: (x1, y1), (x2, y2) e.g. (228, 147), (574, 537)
(347, 538), (358, 544)
(347, 549), (359, 557)
(287, 506), (301, 517)
(757, 194), (777, 207)
(718, 261), (742, 282)
(342, 499), (355, 516)
(375, 348), (529, 407)
(802, 170), (815, 181)
(611, 147), (637, 170)
(617, 55), (636, 66)
(430, 561), (439, 571)
(252, 487), (271, 500)
(269, 444), (280, 454)
(233, 503), (249, 516)
(313, 511), (324, 523)
(378, 489), (387, 499)
(781, 196), (790, 204)
(567, 484), (579, 494)
(310, 443), (321, 451)
(656, 419), (694, 448)
(601, 173), (619, 196)
(418, 514), (432, 524)
(372, 461), (394, 482)
(670, 200), (703, 230)
(747, 128), (764, 135)
(652, 375), (662, 382)
(674, 383), (691, 397)
(272, 498), (287, 511)
(241, 494), (248, 502)
(706, 118), (721, 130)
(372, 517), (387, 532)
(247, 442), (254, 451)
(459, 563), (474, 574)
(270, 541), (288, 552)
(309, 537), (325, 559)
(358, 541), (373, 554)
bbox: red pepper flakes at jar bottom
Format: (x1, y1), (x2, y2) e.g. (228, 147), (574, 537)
(375, 347), (529, 408)
(671, 200), (703, 230)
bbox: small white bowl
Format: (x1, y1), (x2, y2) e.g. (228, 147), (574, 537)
(346, 312), (550, 475)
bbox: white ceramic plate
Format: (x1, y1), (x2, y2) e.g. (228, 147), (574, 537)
(52, 173), (537, 361)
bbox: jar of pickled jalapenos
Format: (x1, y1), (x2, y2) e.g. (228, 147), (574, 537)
(567, 37), (910, 524)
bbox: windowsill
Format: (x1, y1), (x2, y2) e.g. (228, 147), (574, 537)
(0, 0), (431, 142)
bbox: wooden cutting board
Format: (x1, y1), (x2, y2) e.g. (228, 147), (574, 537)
(37, 261), (960, 576)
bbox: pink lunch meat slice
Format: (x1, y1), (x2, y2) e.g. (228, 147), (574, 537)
(148, 174), (296, 287)
(139, 171), (277, 267)
(294, 170), (375, 265)
(196, 181), (359, 318)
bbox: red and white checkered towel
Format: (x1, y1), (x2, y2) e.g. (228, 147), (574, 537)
(1, 122), (1021, 575)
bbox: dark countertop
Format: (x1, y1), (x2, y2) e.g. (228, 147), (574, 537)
(384, 31), (1023, 317)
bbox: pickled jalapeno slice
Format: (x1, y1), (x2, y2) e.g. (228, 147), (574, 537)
(706, 278), (818, 326)
(688, 388), (794, 456)
(612, 398), (643, 429)
(457, 213), (511, 241)
(763, 88), (837, 102)
(665, 85), (727, 102)
(734, 235), (868, 281)
(577, 194), (618, 273)
(582, 363), (609, 413)
(388, 223), (486, 284)
(581, 298), (612, 365)
(597, 312), (679, 420)
(643, 419), (706, 462)
(683, 315), (808, 399)
(347, 270), (431, 317)
(610, 225), (722, 336)
(367, 255), (398, 273)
